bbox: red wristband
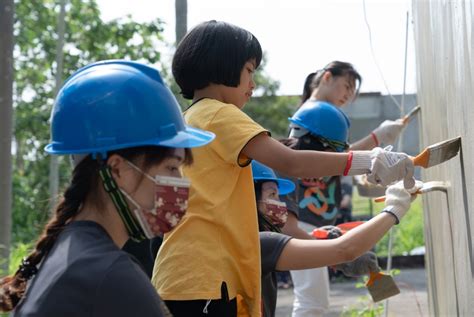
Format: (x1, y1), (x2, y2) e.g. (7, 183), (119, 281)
(343, 151), (353, 176)
(370, 132), (379, 147)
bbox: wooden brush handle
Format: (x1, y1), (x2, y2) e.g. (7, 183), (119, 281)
(412, 148), (429, 168)
(402, 105), (421, 124)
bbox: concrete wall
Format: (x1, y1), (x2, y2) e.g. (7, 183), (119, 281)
(412, 1), (474, 315)
(344, 93), (420, 156)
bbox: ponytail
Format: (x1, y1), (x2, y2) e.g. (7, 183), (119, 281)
(300, 72), (317, 105)
(300, 61), (363, 106)
(0, 158), (97, 312)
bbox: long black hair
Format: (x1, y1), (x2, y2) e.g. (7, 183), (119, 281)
(0, 146), (192, 312)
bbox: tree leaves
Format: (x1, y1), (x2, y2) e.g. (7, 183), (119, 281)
(12, 0), (166, 243)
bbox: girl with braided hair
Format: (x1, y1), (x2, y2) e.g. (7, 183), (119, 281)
(0, 60), (214, 316)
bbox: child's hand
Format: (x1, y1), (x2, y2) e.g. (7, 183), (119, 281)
(367, 147), (415, 189)
(346, 147), (415, 189)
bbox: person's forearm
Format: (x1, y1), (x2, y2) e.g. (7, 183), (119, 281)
(280, 150), (349, 178)
(276, 212), (396, 271)
(349, 134), (377, 151)
(336, 212), (396, 261)
(243, 135), (351, 179)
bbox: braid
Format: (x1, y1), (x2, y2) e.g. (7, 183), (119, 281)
(0, 158), (96, 312)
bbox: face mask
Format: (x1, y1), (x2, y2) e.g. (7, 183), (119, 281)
(121, 162), (190, 239)
(258, 199), (288, 227)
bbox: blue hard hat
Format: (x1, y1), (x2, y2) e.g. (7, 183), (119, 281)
(288, 101), (350, 152)
(251, 160), (295, 195)
(45, 60), (215, 156)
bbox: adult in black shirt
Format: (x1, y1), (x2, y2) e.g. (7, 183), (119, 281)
(0, 60), (214, 316)
(13, 222), (167, 317)
(260, 231), (292, 317)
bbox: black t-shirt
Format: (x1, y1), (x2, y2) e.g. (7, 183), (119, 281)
(279, 173), (342, 227)
(122, 236), (163, 278)
(13, 221), (165, 317)
(260, 232), (292, 317)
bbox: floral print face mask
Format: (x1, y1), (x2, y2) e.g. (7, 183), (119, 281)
(258, 199), (288, 227)
(121, 162), (190, 238)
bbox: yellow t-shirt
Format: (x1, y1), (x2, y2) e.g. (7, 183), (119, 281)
(152, 98), (268, 316)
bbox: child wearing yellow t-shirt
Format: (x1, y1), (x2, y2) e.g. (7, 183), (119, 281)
(152, 20), (416, 317)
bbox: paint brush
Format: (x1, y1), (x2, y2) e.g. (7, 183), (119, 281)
(366, 271), (400, 302)
(374, 181), (449, 203)
(402, 105), (421, 124)
(412, 136), (461, 168)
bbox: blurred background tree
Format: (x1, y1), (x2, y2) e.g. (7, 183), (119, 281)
(10, 0), (287, 245)
(12, 0), (165, 243)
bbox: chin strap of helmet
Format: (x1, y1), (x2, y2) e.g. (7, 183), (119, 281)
(97, 159), (146, 242)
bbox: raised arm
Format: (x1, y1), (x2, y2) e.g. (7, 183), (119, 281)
(242, 133), (416, 188)
(242, 133), (353, 178)
(350, 134), (378, 151)
(350, 119), (406, 151)
(274, 181), (421, 271)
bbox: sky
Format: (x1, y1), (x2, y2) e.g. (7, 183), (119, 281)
(96, 0), (417, 97)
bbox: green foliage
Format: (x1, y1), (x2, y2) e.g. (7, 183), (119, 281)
(341, 297), (384, 317)
(11, 1), (287, 248)
(12, 0), (166, 244)
(352, 190), (425, 256)
(8, 242), (33, 275)
(375, 198), (424, 256)
(0, 242), (32, 277)
(244, 94), (299, 138)
(0, 243), (32, 317)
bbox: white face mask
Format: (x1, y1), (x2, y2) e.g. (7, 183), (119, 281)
(258, 199), (288, 227)
(120, 161), (191, 239)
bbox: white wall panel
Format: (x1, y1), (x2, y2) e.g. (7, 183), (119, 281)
(412, 0), (474, 315)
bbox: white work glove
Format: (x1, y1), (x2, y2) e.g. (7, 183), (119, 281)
(372, 119), (405, 146)
(384, 180), (423, 223)
(345, 147), (415, 189)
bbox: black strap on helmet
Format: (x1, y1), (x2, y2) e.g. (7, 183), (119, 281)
(98, 164), (146, 242)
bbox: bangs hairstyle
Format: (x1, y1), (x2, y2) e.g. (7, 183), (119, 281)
(172, 20), (263, 99)
(111, 145), (193, 169)
(301, 61), (362, 105)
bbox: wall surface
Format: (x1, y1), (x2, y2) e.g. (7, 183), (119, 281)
(412, 0), (474, 315)
(345, 93), (420, 155)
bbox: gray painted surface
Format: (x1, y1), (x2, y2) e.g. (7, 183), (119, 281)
(343, 93), (420, 155)
(413, 1), (474, 316)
